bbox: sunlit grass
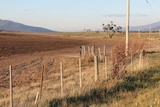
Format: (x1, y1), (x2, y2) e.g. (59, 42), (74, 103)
(0, 32), (160, 107)
(49, 64), (160, 107)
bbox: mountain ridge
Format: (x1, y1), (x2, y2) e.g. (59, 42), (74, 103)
(123, 21), (160, 32)
(0, 19), (55, 32)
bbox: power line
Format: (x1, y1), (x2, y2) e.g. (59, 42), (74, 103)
(146, 0), (149, 3)
(146, 0), (152, 9)
(145, 0), (160, 21)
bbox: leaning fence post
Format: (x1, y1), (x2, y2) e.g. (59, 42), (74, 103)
(9, 65), (13, 107)
(94, 56), (98, 81)
(35, 92), (39, 104)
(79, 58), (82, 88)
(60, 62), (63, 98)
(39, 65), (44, 99)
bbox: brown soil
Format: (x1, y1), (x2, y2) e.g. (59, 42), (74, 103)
(0, 31), (159, 93)
(0, 32), (110, 91)
(0, 32), (89, 57)
(1, 31), (160, 106)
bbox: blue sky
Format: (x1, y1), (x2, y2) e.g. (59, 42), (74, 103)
(1, 0), (160, 32)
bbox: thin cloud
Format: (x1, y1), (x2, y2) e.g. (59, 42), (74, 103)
(135, 14), (149, 17)
(102, 14), (148, 17)
(103, 14), (126, 17)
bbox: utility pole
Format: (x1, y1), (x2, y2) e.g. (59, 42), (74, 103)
(125, 0), (149, 56)
(125, 0), (130, 56)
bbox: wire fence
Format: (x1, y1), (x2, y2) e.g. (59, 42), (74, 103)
(0, 43), (159, 106)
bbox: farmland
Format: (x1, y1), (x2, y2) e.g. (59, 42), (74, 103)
(0, 31), (160, 107)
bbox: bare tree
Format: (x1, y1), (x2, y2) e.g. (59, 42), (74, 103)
(102, 21), (122, 38)
(84, 29), (91, 32)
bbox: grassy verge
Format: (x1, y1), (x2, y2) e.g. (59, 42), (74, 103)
(49, 65), (160, 107)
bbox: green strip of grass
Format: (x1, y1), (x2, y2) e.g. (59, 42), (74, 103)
(146, 51), (160, 58)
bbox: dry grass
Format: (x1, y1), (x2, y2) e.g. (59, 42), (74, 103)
(0, 32), (160, 106)
(2, 54), (158, 107)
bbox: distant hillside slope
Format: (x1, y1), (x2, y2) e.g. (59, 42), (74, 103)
(123, 21), (160, 32)
(0, 19), (55, 32)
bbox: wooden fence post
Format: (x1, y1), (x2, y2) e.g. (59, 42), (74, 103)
(91, 45), (94, 56)
(131, 51), (133, 71)
(104, 45), (106, 56)
(91, 46), (93, 56)
(80, 46), (82, 57)
(79, 58), (82, 88)
(81, 46), (83, 56)
(39, 65), (44, 99)
(83, 45), (86, 56)
(94, 56), (98, 81)
(139, 52), (142, 69)
(142, 52), (144, 68)
(104, 56), (108, 80)
(88, 46), (91, 56)
(60, 62), (63, 98)
(35, 92), (39, 104)
(9, 65), (13, 107)
(93, 45), (95, 55)
(98, 48), (101, 61)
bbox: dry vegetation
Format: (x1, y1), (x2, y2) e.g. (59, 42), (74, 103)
(0, 31), (160, 107)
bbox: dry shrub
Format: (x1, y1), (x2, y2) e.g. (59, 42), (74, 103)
(111, 40), (146, 78)
(130, 40), (146, 54)
(81, 55), (94, 63)
(112, 44), (126, 78)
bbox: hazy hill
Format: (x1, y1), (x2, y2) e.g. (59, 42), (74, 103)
(0, 19), (55, 32)
(122, 21), (160, 32)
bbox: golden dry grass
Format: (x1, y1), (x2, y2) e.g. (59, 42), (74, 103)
(0, 31), (160, 106)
